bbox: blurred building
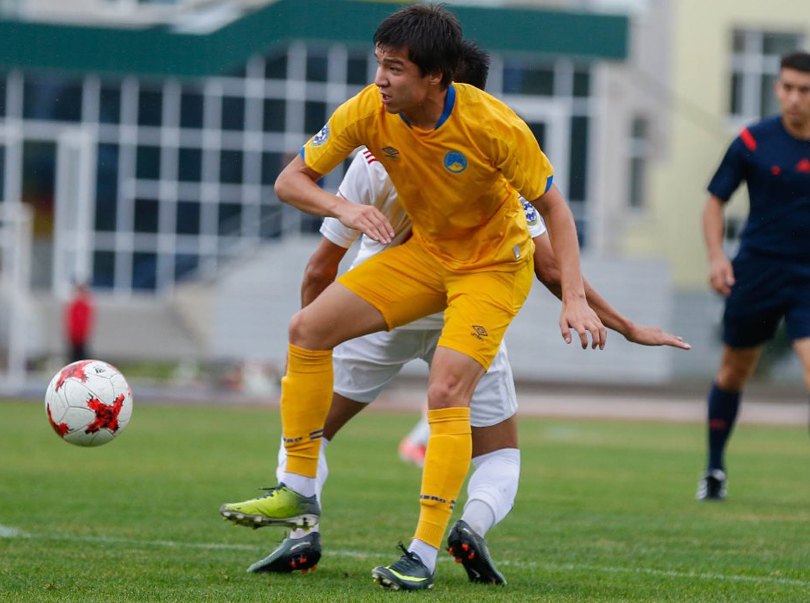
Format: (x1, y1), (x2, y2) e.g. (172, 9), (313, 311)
(0, 0), (804, 385)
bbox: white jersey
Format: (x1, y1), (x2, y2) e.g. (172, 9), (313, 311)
(320, 148), (547, 330)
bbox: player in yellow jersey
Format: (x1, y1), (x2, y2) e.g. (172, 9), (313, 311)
(220, 4), (605, 591)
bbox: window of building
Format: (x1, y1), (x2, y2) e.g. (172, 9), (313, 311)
(138, 86), (163, 126)
(263, 98), (285, 132)
(180, 88), (204, 129)
(221, 96), (245, 131)
(0, 73), (8, 117)
(178, 147), (202, 182)
(95, 144), (119, 231)
(92, 250), (115, 289)
(134, 198), (160, 233)
(730, 29), (803, 120)
(132, 252), (157, 291)
(347, 52), (369, 86)
(306, 49), (329, 83)
(628, 117), (648, 209)
(265, 53), (287, 80)
(176, 201), (201, 235)
(23, 76), (83, 121)
(99, 83), (121, 124)
(503, 61), (555, 96)
(219, 150), (243, 185)
(136, 145), (161, 180)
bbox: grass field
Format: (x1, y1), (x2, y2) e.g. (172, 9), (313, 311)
(1, 399), (809, 602)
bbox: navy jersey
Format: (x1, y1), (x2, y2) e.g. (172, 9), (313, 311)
(708, 116), (810, 259)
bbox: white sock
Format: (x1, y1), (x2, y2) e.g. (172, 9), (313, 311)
(463, 499), (496, 536)
(281, 472), (316, 498)
(408, 539), (438, 573)
(281, 438), (328, 538)
(462, 448), (520, 536)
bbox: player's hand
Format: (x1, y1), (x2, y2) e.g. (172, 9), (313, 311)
(709, 256), (735, 296)
(334, 201), (395, 245)
(623, 323), (691, 350)
(560, 298), (607, 350)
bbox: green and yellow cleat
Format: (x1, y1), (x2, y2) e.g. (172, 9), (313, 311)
(219, 484), (320, 529)
(371, 544), (434, 591)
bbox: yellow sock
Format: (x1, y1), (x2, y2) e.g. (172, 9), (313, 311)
(281, 343), (332, 478)
(414, 407), (472, 548)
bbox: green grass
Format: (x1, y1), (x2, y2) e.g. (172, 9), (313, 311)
(1, 400), (809, 602)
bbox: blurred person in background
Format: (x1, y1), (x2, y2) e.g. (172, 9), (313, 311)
(698, 51), (810, 501)
(65, 282), (94, 363)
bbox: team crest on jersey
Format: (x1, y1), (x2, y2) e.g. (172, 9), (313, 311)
(443, 150), (467, 174)
(311, 124), (330, 147)
(522, 199), (539, 226)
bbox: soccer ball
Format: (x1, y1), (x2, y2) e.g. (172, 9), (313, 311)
(44, 360), (133, 447)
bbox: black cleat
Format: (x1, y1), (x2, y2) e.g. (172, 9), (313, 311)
(247, 531), (321, 574)
(371, 543), (434, 591)
(447, 519), (506, 585)
(696, 469), (728, 501)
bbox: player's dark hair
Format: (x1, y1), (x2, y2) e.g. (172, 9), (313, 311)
(781, 52), (810, 73)
(455, 39), (490, 90)
(373, 3), (462, 89)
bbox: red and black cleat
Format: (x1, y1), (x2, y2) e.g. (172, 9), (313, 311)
(247, 532), (322, 574)
(446, 520), (506, 585)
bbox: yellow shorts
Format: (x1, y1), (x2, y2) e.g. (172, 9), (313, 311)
(337, 237), (534, 369)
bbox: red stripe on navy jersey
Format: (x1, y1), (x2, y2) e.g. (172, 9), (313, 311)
(740, 128), (757, 152)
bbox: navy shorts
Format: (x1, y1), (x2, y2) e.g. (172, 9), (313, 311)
(723, 251), (810, 348)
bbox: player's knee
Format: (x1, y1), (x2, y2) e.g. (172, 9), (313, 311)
(288, 310), (324, 347)
(427, 377), (468, 409)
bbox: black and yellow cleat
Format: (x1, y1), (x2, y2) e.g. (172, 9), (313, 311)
(371, 543), (434, 591)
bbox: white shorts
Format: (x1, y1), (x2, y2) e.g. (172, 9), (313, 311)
(332, 328), (518, 428)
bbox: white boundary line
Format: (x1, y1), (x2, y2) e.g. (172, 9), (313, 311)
(2, 525), (807, 588)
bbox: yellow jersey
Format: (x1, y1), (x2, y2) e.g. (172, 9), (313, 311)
(301, 83), (554, 271)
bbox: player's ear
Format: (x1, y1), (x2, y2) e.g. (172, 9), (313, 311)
(426, 69), (444, 87)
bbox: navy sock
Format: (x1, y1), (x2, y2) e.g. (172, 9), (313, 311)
(707, 383), (740, 471)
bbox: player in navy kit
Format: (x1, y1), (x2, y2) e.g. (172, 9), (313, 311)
(698, 52), (810, 500)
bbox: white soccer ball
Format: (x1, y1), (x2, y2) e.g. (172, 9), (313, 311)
(44, 360), (133, 447)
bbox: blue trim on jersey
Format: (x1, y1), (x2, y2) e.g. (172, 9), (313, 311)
(299, 147), (306, 161)
(434, 84), (456, 131)
(397, 84), (456, 131)
(544, 174), (554, 194)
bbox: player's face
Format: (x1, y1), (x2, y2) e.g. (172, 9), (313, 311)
(374, 45), (435, 114)
(775, 68), (810, 127)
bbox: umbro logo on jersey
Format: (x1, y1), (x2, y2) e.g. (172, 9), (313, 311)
(382, 146), (400, 160)
(470, 325), (488, 341)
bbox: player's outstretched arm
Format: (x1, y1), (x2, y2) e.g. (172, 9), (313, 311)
(703, 195), (735, 297)
(532, 235), (690, 350)
(531, 185), (606, 350)
(275, 155), (394, 244)
(300, 238), (349, 308)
